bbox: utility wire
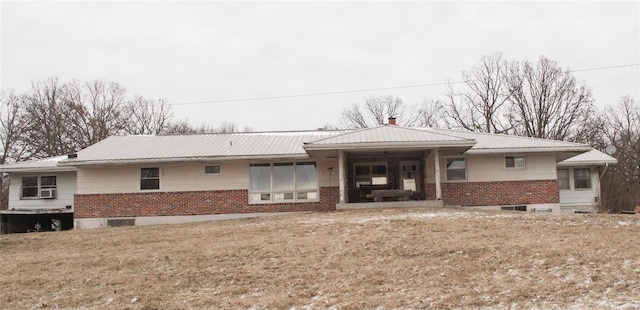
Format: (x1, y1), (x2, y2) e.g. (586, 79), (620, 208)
(170, 81), (467, 106)
(170, 63), (639, 106)
(568, 63), (639, 73)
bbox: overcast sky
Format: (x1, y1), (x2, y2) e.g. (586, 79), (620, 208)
(1, 1), (638, 131)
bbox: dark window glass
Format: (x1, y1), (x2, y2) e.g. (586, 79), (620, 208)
(557, 169), (570, 190)
(446, 158), (466, 181)
(205, 165), (221, 174)
(574, 168), (591, 189)
(140, 168), (160, 190)
(21, 176), (38, 198)
(40, 176), (57, 187)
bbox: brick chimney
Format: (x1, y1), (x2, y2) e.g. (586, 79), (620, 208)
(388, 117), (397, 125)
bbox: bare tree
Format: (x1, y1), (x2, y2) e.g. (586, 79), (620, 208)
(21, 78), (80, 157)
(599, 95), (640, 212)
(445, 53), (511, 133)
(341, 103), (369, 128)
(0, 91), (29, 209)
(341, 96), (418, 128)
(124, 97), (173, 135)
(505, 56), (595, 141)
(65, 80), (129, 148)
(416, 99), (449, 128)
(0, 91), (29, 164)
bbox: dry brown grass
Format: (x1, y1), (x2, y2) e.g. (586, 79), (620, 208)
(2, 207), (640, 309)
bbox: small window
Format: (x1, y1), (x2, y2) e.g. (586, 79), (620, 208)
(21, 176), (39, 198)
(505, 156), (525, 168)
(204, 165), (221, 174)
(574, 168), (591, 189)
(557, 169), (570, 190)
(140, 168), (160, 190)
(501, 206), (527, 211)
(446, 158), (466, 181)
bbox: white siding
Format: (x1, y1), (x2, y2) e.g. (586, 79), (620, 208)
(76, 159), (338, 195)
(426, 154), (556, 183)
(77, 166), (139, 194)
(8, 171), (76, 210)
(559, 167), (600, 212)
(467, 154), (556, 182)
(161, 162), (249, 192)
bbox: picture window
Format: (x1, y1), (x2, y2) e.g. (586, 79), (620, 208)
(249, 162), (318, 203)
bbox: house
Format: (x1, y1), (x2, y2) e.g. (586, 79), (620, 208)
(0, 156), (76, 233)
(0, 121), (616, 231)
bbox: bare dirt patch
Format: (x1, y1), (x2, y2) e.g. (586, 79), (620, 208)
(1, 207), (640, 309)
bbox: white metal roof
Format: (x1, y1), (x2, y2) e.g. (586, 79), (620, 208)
(59, 131), (344, 166)
(557, 149), (618, 166)
(424, 128), (592, 154)
(2, 126), (593, 168)
(0, 156), (76, 172)
(304, 125), (475, 149)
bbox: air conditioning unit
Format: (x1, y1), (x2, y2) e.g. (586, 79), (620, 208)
(40, 188), (56, 199)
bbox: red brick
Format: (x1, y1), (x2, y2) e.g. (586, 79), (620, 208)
(75, 187), (339, 218)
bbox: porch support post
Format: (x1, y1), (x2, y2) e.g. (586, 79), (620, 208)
(338, 150), (346, 204)
(434, 148), (442, 200)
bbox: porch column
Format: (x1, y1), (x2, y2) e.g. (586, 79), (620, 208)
(434, 148), (442, 200)
(338, 150), (346, 203)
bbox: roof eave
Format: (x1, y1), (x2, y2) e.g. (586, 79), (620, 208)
(58, 154), (312, 166)
(303, 141), (476, 151)
(464, 146), (592, 155)
(557, 160), (618, 167)
(0, 167), (77, 173)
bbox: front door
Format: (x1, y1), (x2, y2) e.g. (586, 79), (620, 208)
(400, 161), (421, 192)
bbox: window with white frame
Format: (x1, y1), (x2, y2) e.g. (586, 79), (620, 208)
(446, 158), (466, 181)
(204, 164), (222, 175)
(557, 168), (591, 190)
(557, 169), (570, 190)
(505, 156), (525, 168)
(21, 176), (57, 199)
(140, 167), (160, 190)
(249, 162), (318, 203)
(354, 163), (387, 188)
(573, 168), (591, 189)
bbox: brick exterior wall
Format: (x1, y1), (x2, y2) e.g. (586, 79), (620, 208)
(74, 187), (339, 218)
(424, 179), (559, 207)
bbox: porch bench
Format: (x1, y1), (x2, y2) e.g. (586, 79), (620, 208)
(371, 189), (413, 202)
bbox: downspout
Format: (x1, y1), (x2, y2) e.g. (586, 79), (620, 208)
(600, 163), (609, 180)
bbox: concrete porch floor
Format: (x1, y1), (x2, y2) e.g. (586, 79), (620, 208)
(336, 199), (443, 210)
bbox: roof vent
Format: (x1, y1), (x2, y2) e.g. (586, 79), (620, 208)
(68, 154), (78, 159)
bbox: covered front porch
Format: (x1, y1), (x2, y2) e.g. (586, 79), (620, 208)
(303, 124), (477, 207)
(335, 149), (453, 205)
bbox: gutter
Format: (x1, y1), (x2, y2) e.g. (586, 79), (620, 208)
(465, 146), (592, 155)
(58, 154), (313, 167)
(303, 141), (477, 151)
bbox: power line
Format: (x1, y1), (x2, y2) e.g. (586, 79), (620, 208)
(568, 63), (639, 73)
(170, 63), (639, 106)
(170, 80), (466, 106)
